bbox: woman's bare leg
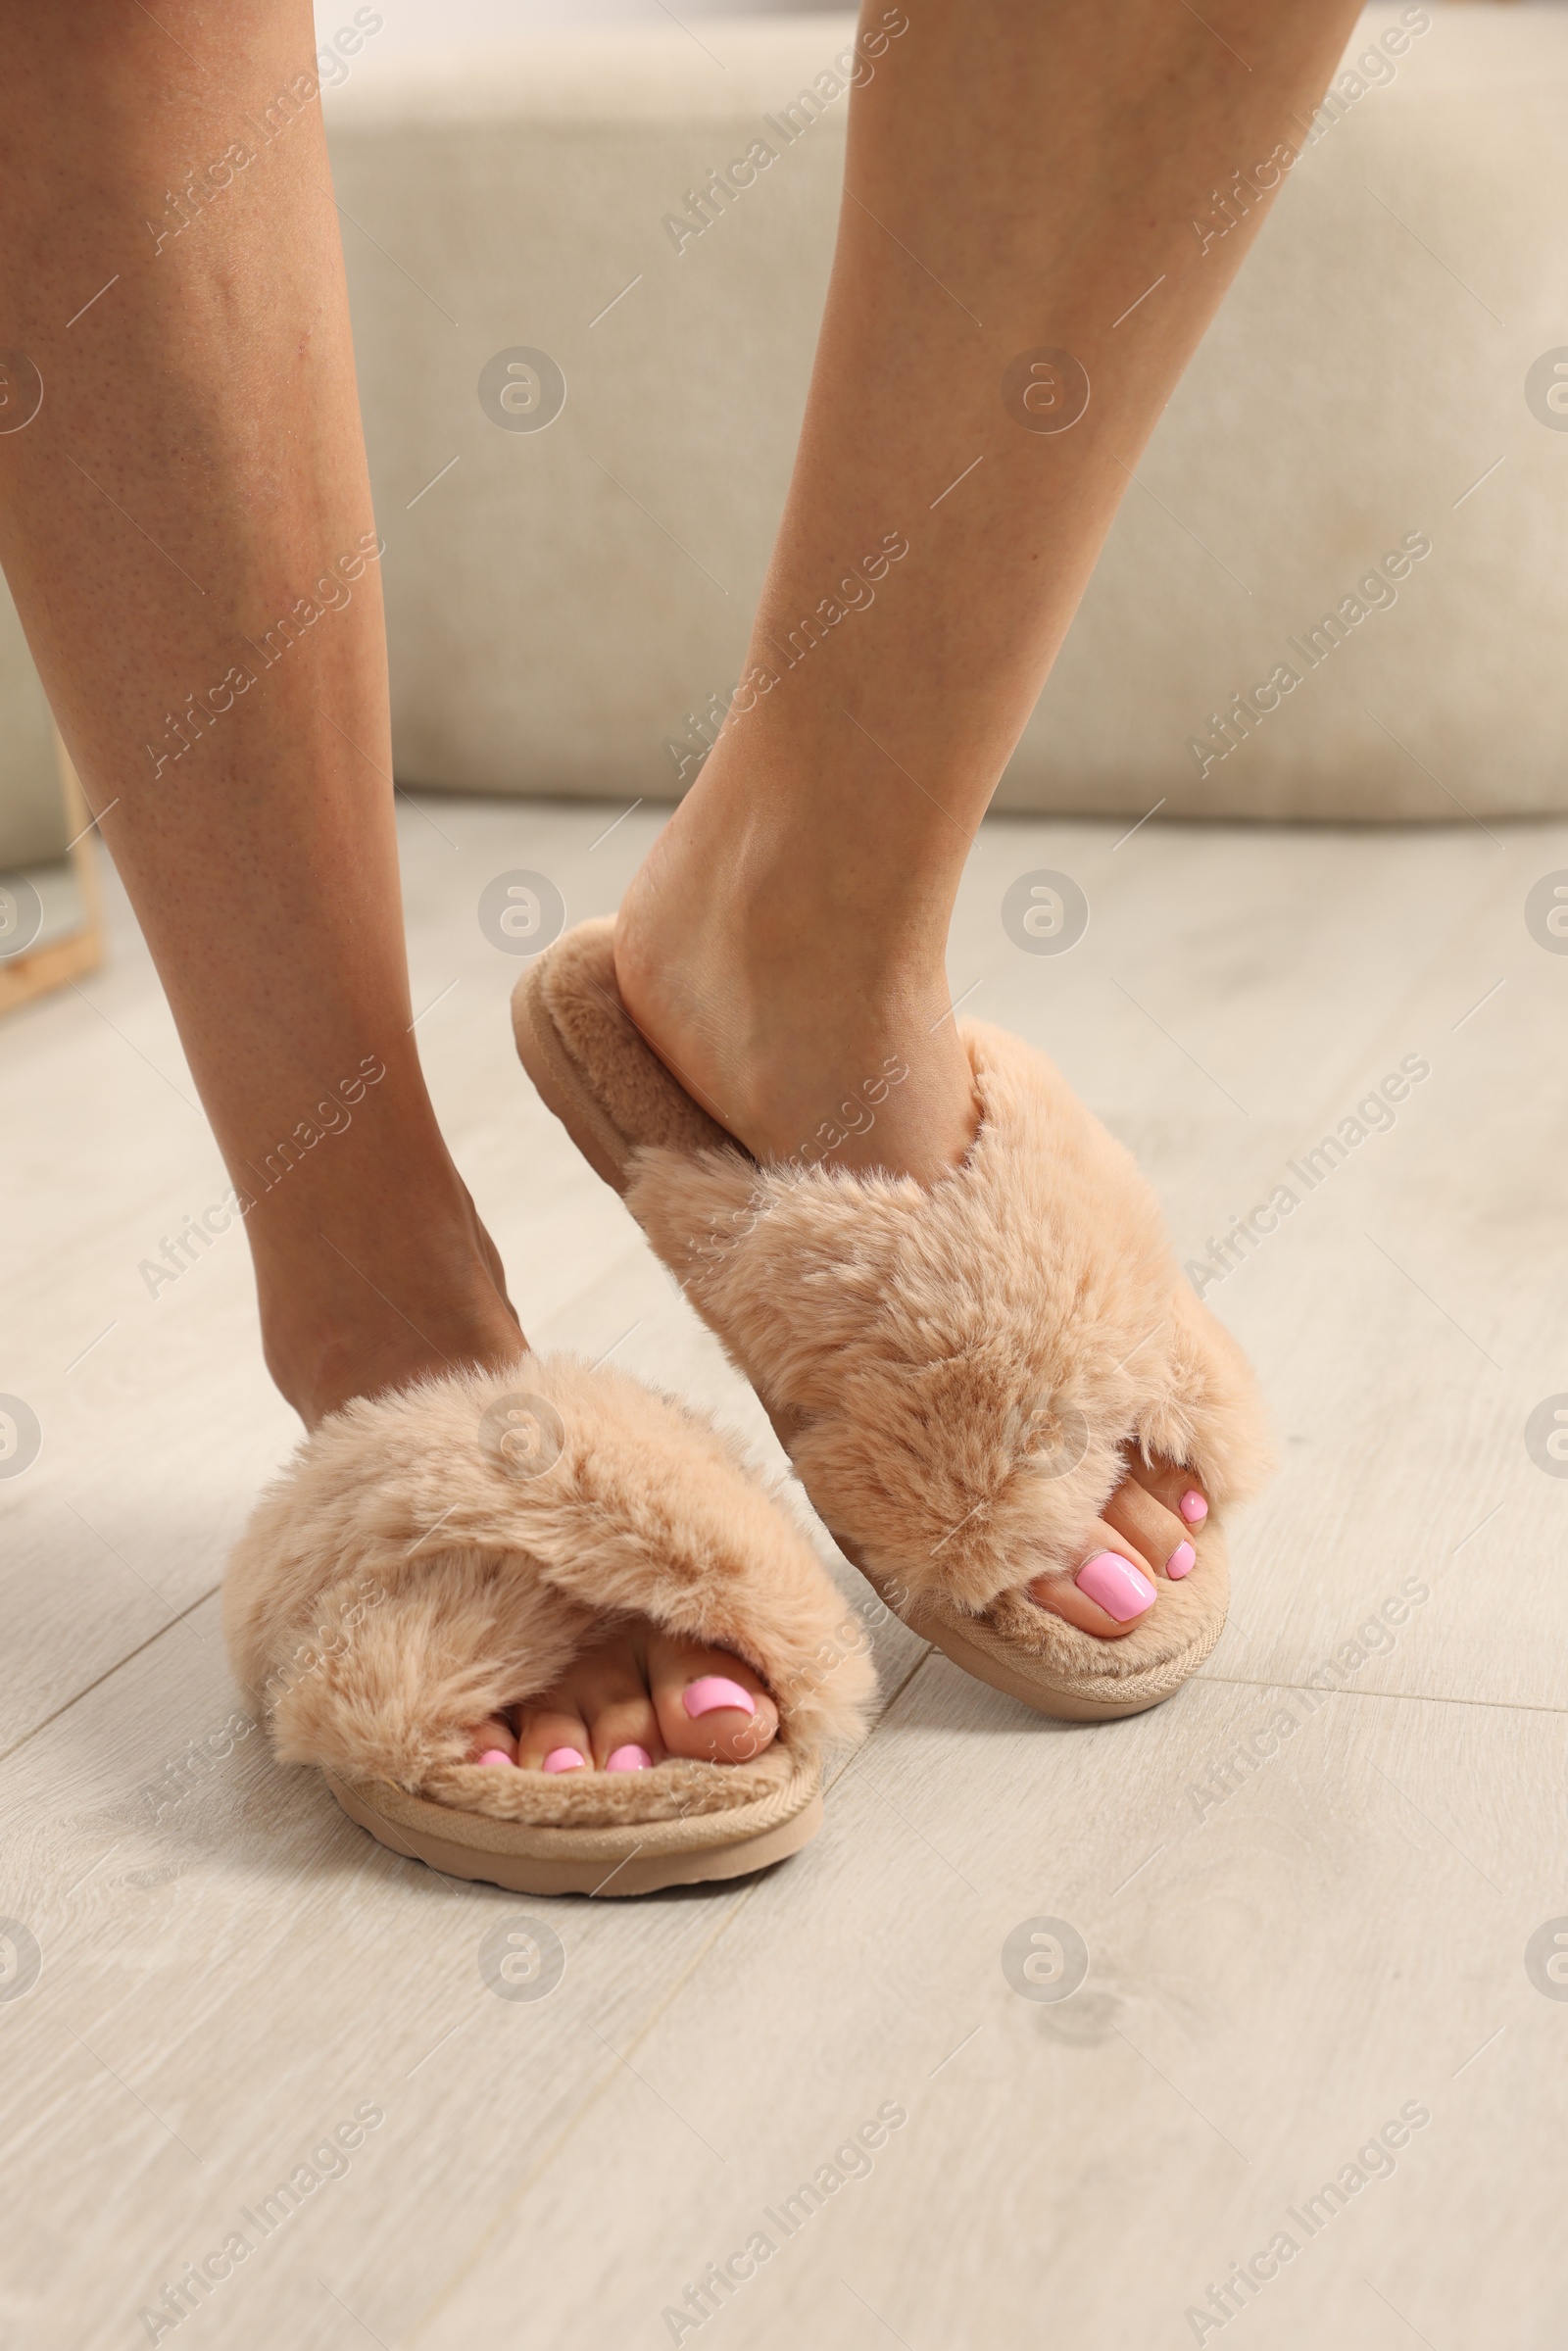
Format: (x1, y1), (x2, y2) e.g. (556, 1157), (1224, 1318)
(0, 1), (773, 1770)
(0, 0), (521, 1430)
(617, 0), (1363, 1635)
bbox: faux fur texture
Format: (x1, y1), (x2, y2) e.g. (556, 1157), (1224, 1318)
(541, 919), (730, 1158)
(223, 1355), (875, 1821)
(624, 1020), (1273, 1634)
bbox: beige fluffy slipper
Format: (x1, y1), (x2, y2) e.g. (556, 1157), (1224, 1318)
(514, 918), (1273, 1724)
(223, 1355), (874, 1894)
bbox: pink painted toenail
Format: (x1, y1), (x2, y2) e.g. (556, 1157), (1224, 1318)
(542, 1746), (587, 1773)
(682, 1676), (756, 1719)
(1075, 1550), (1156, 1622)
(476, 1748), (515, 1768)
(1180, 1490), (1208, 1525)
(1166, 1542), (1197, 1580)
(607, 1744), (652, 1772)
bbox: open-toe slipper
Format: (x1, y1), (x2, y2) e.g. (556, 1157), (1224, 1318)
(514, 918), (1273, 1723)
(224, 1355), (875, 1894)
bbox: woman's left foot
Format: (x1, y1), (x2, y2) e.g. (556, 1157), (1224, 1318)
(613, 818), (1211, 1646)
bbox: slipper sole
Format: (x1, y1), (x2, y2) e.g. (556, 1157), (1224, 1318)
(326, 1766), (824, 1896)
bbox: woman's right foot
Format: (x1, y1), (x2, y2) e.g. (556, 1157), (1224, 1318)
(467, 1627), (779, 1771)
(251, 1149), (787, 1766)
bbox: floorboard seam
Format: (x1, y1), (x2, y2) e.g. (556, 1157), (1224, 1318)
(1195, 1668), (1568, 1717)
(0, 1584), (220, 1770)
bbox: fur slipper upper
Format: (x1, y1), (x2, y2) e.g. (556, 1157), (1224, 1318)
(223, 1355), (875, 1827)
(626, 1021), (1272, 1622)
(514, 919), (1275, 1718)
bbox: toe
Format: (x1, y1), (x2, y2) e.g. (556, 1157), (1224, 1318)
(514, 1696), (593, 1773)
(1126, 1456), (1209, 1531)
(467, 1714), (517, 1765)
(555, 1635), (666, 1770)
(647, 1633), (778, 1763)
(1102, 1473), (1196, 1582)
(1028, 1521), (1158, 1639)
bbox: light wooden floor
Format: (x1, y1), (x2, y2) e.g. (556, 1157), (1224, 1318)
(3, 798), (1565, 2351)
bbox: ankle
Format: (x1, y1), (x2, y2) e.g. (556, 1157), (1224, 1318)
(265, 1291), (524, 1429)
(619, 780), (951, 1013)
(251, 1196), (524, 1428)
(616, 787), (978, 1181)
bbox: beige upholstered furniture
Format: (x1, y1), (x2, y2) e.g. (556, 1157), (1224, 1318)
(323, 3), (1568, 820)
(0, 578), (103, 1016)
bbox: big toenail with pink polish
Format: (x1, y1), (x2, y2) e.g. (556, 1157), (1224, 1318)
(542, 1746), (587, 1773)
(476, 1748), (515, 1768)
(1074, 1550), (1156, 1621)
(607, 1744), (652, 1772)
(682, 1676), (756, 1719)
(1166, 1542), (1197, 1580)
(1180, 1489), (1208, 1524)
